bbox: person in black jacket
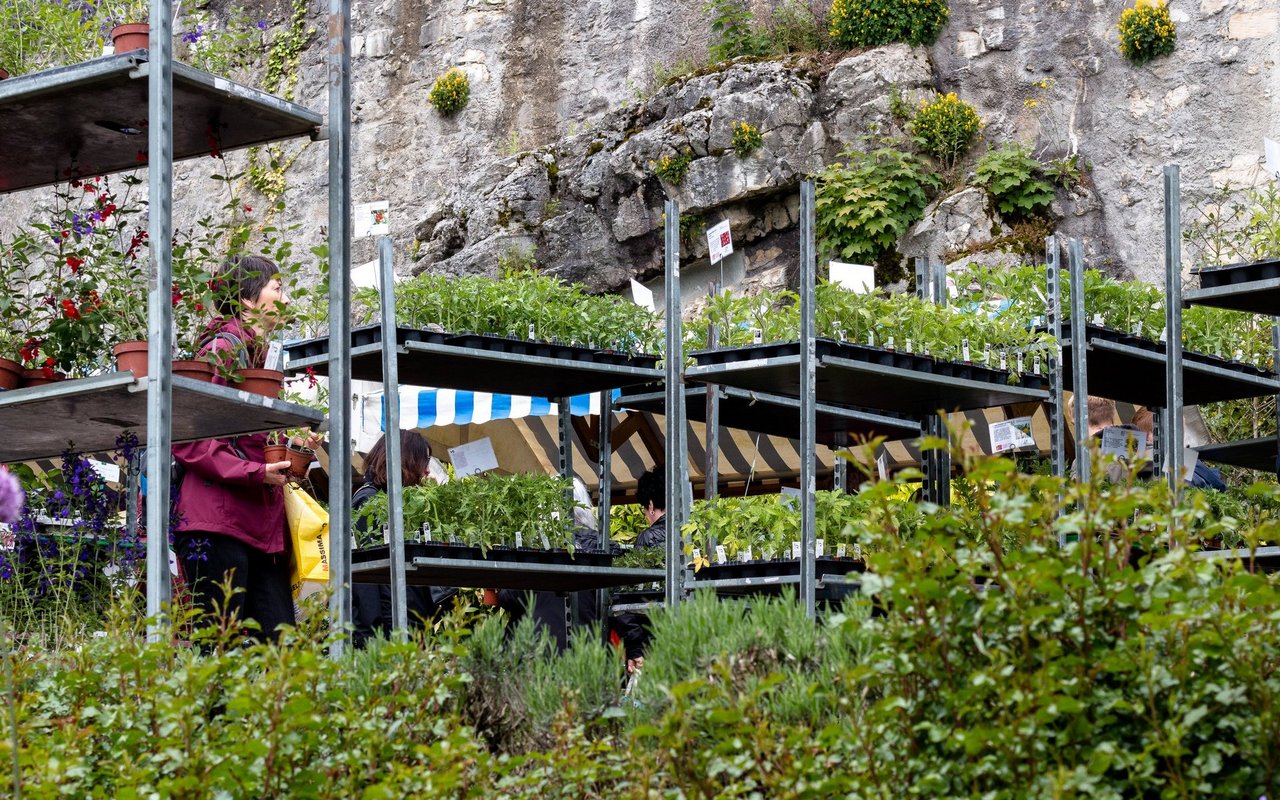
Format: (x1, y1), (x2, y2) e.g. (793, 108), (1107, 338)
(351, 431), (441, 646)
(612, 467), (665, 673)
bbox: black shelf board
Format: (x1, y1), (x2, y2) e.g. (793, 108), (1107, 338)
(1193, 545), (1280, 573)
(0, 52), (322, 194)
(685, 339), (1048, 416)
(1057, 321), (1278, 406)
(616, 383), (920, 446)
(1184, 259), (1280, 314)
(688, 557), (863, 597)
(351, 544), (664, 591)
(286, 325), (664, 397)
(0, 372), (324, 464)
(1194, 437), (1280, 473)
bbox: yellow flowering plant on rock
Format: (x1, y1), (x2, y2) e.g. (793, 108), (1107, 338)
(829, 0), (950, 48)
(1118, 0), (1176, 65)
(910, 92), (982, 170)
(429, 68), (471, 115)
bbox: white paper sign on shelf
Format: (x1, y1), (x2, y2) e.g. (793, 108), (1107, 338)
(829, 261), (875, 294)
(89, 460), (121, 484)
(715, 545), (728, 564)
(1099, 426), (1147, 460)
(351, 258), (404, 290)
(1266, 137), (1280, 177)
(990, 416), (1037, 453)
(448, 437), (499, 476)
(265, 340), (284, 371)
(706, 220), (734, 264)
(791, 541), (802, 559)
(1180, 448), (1200, 484)
(354, 201), (390, 238)
(630, 279), (656, 311)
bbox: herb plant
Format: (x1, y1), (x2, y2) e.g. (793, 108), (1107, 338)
(973, 143), (1057, 222)
(705, 0), (770, 61)
(910, 92), (982, 170)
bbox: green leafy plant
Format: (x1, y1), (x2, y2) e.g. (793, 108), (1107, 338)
(829, 0), (950, 48)
(653, 150), (693, 185)
(730, 121), (764, 157)
(815, 146), (940, 279)
(705, 0), (770, 60)
(910, 92), (982, 169)
(1118, 0), (1177, 65)
(428, 67), (471, 115)
(973, 143), (1057, 222)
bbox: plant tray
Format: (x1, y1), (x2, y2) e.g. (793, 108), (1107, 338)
(686, 339), (1048, 415)
(1055, 321), (1277, 406)
(693, 555), (864, 583)
(1192, 545), (1280, 573)
(285, 324), (663, 397)
(1185, 258), (1280, 314)
(354, 542), (613, 568)
(350, 543), (658, 591)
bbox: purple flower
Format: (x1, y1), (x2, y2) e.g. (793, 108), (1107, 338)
(182, 25), (204, 44)
(256, 19), (268, 30)
(0, 467), (24, 524)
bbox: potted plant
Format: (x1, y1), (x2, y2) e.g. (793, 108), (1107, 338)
(98, 0), (153, 54)
(263, 430), (288, 465)
(284, 428), (317, 477)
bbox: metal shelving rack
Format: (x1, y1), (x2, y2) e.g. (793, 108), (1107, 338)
(0, 2), (352, 646)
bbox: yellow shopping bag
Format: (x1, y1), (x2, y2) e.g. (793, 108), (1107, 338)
(284, 483), (329, 600)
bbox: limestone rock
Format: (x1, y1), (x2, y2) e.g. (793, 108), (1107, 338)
(901, 188), (1001, 260)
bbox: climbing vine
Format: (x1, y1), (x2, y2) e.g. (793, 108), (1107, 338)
(247, 0), (315, 199)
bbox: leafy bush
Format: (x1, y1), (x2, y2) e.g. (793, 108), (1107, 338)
(973, 143), (1057, 221)
(910, 91), (982, 168)
(829, 0), (950, 48)
(428, 67), (471, 115)
(706, 0), (770, 60)
(815, 146), (939, 277)
(767, 0), (831, 52)
(653, 150), (693, 185)
(730, 120), (764, 157)
(1118, 0), (1177, 65)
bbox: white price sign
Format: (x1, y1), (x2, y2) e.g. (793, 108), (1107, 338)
(354, 200), (390, 238)
(448, 437), (499, 475)
(706, 220), (733, 264)
(990, 416), (1037, 453)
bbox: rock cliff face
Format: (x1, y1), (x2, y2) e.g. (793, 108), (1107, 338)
(3, 0), (1278, 291)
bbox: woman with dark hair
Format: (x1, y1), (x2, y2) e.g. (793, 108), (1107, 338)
(351, 430), (441, 646)
(173, 255), (296, 641)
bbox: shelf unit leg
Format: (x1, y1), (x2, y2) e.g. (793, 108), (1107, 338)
(1046, 236), (1067, 481)
(799, 180), (817, 619)
(326, 0), (355, 658)
(144, 0), (177, 641)
(1068, 239), (1090, 488)
(1163, 165), (1184, 502)
(379, 237), (408, 636)
(663, 200), (687, 608)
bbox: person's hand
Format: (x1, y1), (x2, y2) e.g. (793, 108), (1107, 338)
(289, 429), (324, 450)
(263, 461), (292, 486)
(626, 656), (644, 674)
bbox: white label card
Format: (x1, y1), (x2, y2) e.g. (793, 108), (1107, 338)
(448, 437), (499, 475)
(791, 541), (801, 559)
(692, 547), (701, 560)
(265, 340), (284, 372)
(630, 279), (656, 312)
(354, 200), (390, 238)
(876, 451), (889, 481)
(515, 531), (523, 548)
(829, 261), (875, 294)
(706, 220), (734, 264)
(715, 545), (727, 564)
(816, 539), (825, 558)
(1100, 426), (1147, 459)
(836, 543), (847, 558)
(1266, 137), (1280, 177)
(990, 417), (1037, 453)
(540, 533), (551, 550)
(89, 460), (121, 484)
(1181, 448), (1200, 484)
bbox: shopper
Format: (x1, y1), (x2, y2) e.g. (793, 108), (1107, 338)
(173, 255), (295, 641)
(351, 431), (442, 646)
(611, 467), (665, 673)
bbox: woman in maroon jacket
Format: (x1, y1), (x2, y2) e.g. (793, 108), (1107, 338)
(174, 255), (295, 641)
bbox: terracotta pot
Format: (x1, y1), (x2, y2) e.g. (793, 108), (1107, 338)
(0, 67), (9, 80)
(0, 357), (21, 390)
(285, 444), (314, 477)
(172, 359), (215, 382)
(481, 588), (499, 606)
(237, 368), (284, 398)
(113, 340), (149, 378)
(20, 369), (67, 387)
(263, 444), (288, 464)
(110, 23), (149, 54)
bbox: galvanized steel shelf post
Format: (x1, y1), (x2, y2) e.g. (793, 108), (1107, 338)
(1163, 165), (1184, 499)
(1067, 239), (1090, 486)
(1045, 237), (1066, 480)
(799, 180), (818, 619)
(378, 237), (408, 634)
(663, 200), (687, 607)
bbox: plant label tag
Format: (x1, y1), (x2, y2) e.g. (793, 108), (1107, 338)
(265, 340), (284, 372)
(983, 343), (991, 364)
(514, 531), (523, 549)
(816, 539), (825, 557)
(88, 460), (121, 484)
(1235, 348), (1244, 362)
(1033, 354), (1042, 374)
(1181, 448), (1200, 483)
(382, 525), (390, 545)
(354, 200), (390, 238)
(1000, 352), (1008, 370)
(791, 541), (802, 559)
(692, 547), (701, 560)
(540, 533), (551, 550)
(829, 261), (875, 294)
(836, 543), (847, 558)
(876, 451), (889, 481)
(854, 543), (863, 560)
(1132, 321), (1143, 337)
(1092, 313), (1104, 326)
(1017, 352), (1024, 373)
(740, 547), (753, 563)
(886, 335), (895, 351)
(962, 338), (970, 362)
(905, 338), (913, 353)
(715, 545), (727, 564)
(990, 416), (1037, 453)
(448, 437), (499, 476)
(422, 523), (432, 543)
(763, 549), (775, 561)
(867, 330), (875, 347)
(1266, 136), (1280, 177)
(630, 279), (656, 311)
(706, 220), (734, 264)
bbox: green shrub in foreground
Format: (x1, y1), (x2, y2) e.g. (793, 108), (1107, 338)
(829, 0), (950, 48)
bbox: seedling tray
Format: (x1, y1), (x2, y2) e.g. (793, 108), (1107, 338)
(286, 324), (663, 396)
(694, 556), (864, 583)
(686, 339), (1048, 415)
(1185, 258), (1280, 314)
(616, 384), (921, 446)
(351, 543), (652, 591)
(1056, 321), (1277, 406)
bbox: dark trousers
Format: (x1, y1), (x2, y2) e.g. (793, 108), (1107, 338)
(176, 532), (294, 641)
